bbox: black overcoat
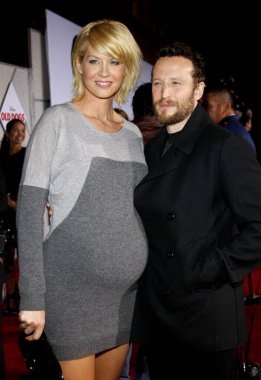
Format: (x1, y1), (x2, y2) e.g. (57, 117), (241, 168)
(131, 104), (261, 351)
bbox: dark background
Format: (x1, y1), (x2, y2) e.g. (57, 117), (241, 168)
(1, 1), (259, 159)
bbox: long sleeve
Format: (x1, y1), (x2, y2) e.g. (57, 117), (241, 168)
(17, 107), (58, 310)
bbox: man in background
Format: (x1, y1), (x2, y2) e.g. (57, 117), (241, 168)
(203, 87), (255, 150)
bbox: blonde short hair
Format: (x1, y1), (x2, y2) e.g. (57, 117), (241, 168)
(72, 20), (142, 105)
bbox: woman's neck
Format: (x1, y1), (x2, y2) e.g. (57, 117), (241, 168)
(9, 144), (23, 156)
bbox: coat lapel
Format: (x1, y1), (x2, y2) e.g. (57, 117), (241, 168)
(142, 143), (180, 183)
(137, 104), (212, 186)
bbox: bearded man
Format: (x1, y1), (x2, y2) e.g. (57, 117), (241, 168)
(131, 42), (261, 380)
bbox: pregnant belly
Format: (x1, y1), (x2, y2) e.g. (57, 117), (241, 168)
(44, 221), (148, 288)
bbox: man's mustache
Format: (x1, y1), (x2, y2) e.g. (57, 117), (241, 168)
(155, 99), (178, 107)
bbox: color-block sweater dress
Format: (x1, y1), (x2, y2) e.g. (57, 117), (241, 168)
(17, 102), (148, 360)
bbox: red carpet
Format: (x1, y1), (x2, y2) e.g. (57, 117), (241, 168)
(243, 267), (261, 365)
(2, 314), (28, 379)
(3, 307), (261, 379)
(2, 268), (261, 379)
(245, 305), (261, 363)
(239, 267), (261, 369)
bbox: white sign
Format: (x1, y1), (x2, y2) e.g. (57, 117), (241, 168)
(46, 9), (81, 106)
(0, 82), (26, 130)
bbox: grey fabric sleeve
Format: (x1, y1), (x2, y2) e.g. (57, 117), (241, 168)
(17, 186), (48, 310)
(17, 108), (58, 310)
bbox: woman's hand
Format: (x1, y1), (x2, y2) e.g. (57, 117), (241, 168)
(46, 202), (53, 225)
(7, 194), (16, 210)
(19, 310), (45, 341)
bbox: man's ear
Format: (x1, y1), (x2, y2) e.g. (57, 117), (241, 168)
(222, 101), (231, 113)
(195, 82), (205, 101)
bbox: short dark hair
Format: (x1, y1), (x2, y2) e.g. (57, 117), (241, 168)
(5, 118), (25, 134)
(132, 82), (154, 118)
(155, 41), (205, 83)
(0, 118), (25, 158)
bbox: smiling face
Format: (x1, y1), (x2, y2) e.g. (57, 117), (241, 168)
(76, 44), (126, 102)
(7, 120), (25, 146)
(152, 56), (204, 125)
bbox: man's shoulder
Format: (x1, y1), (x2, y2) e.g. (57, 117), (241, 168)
(199, 122), (232, 147)
(220, 116), (256, 150)
(221, 115), (245, 135)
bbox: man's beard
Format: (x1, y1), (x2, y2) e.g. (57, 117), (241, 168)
(154, 94), (195, 125)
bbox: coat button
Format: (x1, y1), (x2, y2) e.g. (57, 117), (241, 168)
(162, 288), (171, 296)
(167, 212), (175, 221)
(166, 251), (175, 259)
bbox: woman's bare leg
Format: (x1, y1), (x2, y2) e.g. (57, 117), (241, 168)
(96, 343), (129, 380)
(59, 355), (95, 380)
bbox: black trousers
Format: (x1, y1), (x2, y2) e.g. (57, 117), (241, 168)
(143, 343), (237, 380)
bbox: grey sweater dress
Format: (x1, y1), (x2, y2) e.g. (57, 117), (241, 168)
(17, 103), (148, 360)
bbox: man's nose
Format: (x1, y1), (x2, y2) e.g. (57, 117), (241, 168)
(161, 83), (172, 98)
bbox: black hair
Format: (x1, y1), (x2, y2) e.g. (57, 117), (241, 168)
(156, 41), (205, 83)
(132, 82), (154, 118)
(0, 119), (25, 158)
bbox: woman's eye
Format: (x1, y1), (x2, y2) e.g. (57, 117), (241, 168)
(110, 60), (119, 65)
(89, 59), (99, 64)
